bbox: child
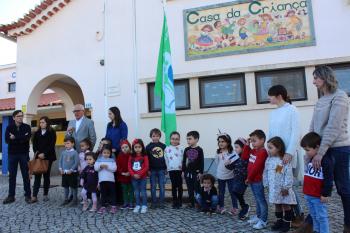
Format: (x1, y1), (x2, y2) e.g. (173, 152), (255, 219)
(263, 137), (297, 232)
(94, 145), (117, 214)
(301, 132), (332, 233)
(80, 152), (98, 212)
(215, 133), (239, 215)
(164, 131), (184, 209)
(116, 140), (134, 210)
(95, 138), (113, 158)
(225, 138), (250, 220)
(128, 139), (149, 214)
(241, 130), (268, 230)
(182, 131), (204, 208)
(195, 174), (218, 214)
(59, 136), (79, 206)
(78, 138), (92, 173)
(146, 128), (167, 209)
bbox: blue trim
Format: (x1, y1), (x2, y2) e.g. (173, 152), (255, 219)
(183, 0), (316, 61)
(1, 116), (11, 175)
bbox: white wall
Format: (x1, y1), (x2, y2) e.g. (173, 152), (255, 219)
(0, 64), (16, 99)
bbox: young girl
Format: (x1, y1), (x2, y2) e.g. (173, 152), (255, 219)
(164, 131), (184, 209)
(263, 137), (297, 232)
(80, 152), (98, 212)
(128, 139), (149, 214)
(78, 138), (92, 173)
(225, 139), (250, 220)
(116, 140), (134, 210)
(215, 133), (238, 215)
(94, 145), (117, 214)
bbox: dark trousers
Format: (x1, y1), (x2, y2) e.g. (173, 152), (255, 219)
(8, 153), (31, 198)
(169, 170), (183, 205)
(185, 171), (200, 205)
(325, 147), (350, 227)
(114, 173), (124, 205)
(33, 160), (53, 197)
(233, 191), (248, 209)
(100, 181), (116, 207)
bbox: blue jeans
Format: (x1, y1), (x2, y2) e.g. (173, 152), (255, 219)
(325, 147), (350, 227)
(132, 178), (147, 206)
(150, 170), (165, 203)
(195, 193), (218, 210)
(250, 182), (268, 222)
(218, 178), (237, 208)
(8, 153), (31, 198)
(305, 195), (329, 233)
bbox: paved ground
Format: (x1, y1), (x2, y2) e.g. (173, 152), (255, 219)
(0, 174), (345, 233)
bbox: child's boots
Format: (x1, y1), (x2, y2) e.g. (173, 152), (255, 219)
(271, 211), (284, 231)
(280, 210), (293, 233)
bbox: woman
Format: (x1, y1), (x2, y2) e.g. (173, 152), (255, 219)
(267, 85), (304, 226)
(31, 116), (57, 202)
(310, 66), (350, 233)
(105, 106), (128, 154)
(105, 106), (128, 205)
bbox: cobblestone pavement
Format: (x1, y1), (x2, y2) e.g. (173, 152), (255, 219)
(0, 175), (345, 233)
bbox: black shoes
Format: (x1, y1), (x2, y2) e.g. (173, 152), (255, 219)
(3, 196), (15, 204)
(239, 204), (250, 220)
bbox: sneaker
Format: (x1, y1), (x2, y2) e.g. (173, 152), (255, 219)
(229, 208), (239, 216)
(248, 215), (260, 225)
(2, 196), (15, 204)
(97, 207), (107, 214)
(82, 202), (89, 211)
(239, 205), (250, 220)
(217, 207), (226, 214)
(140, 206), (147, 214)
(110, 206), (117, 214)
(128, 204), (134, 210)
(31, 197), (38, 203)
(253, 219), (267, 230)
(120, 204), (129, 210)
(89, 206), (97, 212)
(133, 205), (140, 213)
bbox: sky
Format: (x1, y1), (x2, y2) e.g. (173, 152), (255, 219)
(0, 0), (41, 65)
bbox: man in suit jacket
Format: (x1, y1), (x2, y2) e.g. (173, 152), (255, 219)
(66, 104), (97, 152)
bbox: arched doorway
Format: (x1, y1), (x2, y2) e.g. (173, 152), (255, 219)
(25, 74), (86, 175)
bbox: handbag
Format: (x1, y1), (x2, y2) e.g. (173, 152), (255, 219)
(28, 153), (49, 175)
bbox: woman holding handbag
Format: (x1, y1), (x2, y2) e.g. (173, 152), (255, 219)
(31, 116), (57, 202)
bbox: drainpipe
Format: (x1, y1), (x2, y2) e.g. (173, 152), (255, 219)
(103, 0), (109, 126)
(132, 0), (139, 137)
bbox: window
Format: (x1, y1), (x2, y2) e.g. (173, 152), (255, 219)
(8, 82), (16, 92)
(199, 74), (246, 108)
(330, 63), (350, 96)
(148, 80), (190, 112)
(255, 68), (307, 104)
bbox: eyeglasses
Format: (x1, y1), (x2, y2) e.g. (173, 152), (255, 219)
(72, 110), (83, 113)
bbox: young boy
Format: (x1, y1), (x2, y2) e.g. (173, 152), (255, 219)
(241, 130), (268, 230)
(195, 174), (218, 215)
(301, 132), (332, 233)
(59, 136), (79, 206)
(146, 128), (167, 208)
(182, 131), (204, 208)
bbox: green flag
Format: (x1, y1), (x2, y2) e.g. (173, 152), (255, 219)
(155, 13), (176, 145)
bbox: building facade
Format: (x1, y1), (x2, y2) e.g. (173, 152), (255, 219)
(0, 0), (349, 176)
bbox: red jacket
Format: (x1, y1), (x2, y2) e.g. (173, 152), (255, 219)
(241, 145), (268, 183)
(128, 154), (149, 179)
(116, 152), (132, 184)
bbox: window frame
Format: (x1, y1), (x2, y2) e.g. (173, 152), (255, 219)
(198, 73), (247, 108)
(8, 82), (16, 93)
(329, 63), (350, 96)
(255, 68), (308, 104)
(147, 79), (191, 113)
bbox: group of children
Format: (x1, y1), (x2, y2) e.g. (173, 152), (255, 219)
(58, 127), (331, 233)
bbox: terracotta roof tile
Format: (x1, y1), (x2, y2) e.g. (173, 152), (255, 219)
(0, 93), (62, 111)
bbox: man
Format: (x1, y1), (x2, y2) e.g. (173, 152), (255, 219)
(66, 104), (96, 152)
(3, 110), (32, 204)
